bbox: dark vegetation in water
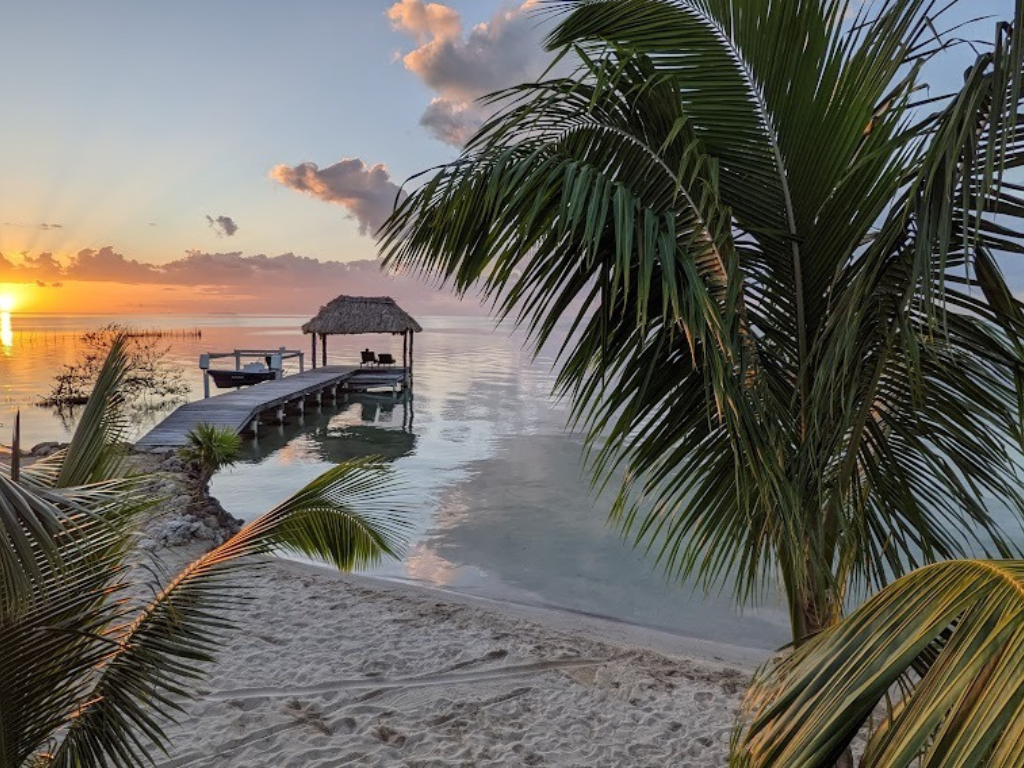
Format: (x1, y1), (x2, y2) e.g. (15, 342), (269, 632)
(40, 323), (191, 410)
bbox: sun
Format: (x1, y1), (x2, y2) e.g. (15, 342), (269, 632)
(0, 294), (14, 313)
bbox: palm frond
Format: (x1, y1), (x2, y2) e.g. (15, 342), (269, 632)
(51, 333), (131, 488)
(733, 560), (1024, 767)
(49, 457), (408, 766)
(0, 474), (72, 615)
(0, 485), (139, 767)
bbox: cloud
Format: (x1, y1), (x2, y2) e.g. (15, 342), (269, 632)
(269, 159), (406, 236)
(0, 247), (484, 314)
(388, 0), (552, 146)
(419, 98), (484, 146)
(386, 0), (461, 44)
(38, 222), (63, 230)
(206, 214), (238, 237)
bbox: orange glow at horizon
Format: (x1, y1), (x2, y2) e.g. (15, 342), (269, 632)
(1, 311), (12, 353)
(0, 281), (248, 315)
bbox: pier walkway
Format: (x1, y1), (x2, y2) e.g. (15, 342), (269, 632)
(135, 365), (408, 450)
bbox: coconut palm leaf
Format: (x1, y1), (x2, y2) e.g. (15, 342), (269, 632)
(44, 457), (408, 767)
(1, 333), (148, 614)
(0, 507), (136, 768)
(733, 559), (1024, 767)
(0, 473), (73, 615)
(53, 332), (131, 488)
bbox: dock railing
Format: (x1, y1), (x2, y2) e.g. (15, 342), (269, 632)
(199, 347), (305, 398)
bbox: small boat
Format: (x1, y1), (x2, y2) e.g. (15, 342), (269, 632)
(207, 365), (276, 389)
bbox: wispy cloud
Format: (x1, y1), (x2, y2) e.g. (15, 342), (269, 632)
(3, 221), (65, 230)
(268, 158), (406, 236)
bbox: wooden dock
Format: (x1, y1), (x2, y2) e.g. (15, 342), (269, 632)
(135, 366), (409, 450)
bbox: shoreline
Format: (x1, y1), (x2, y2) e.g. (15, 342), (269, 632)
(284, 559), (770, 671)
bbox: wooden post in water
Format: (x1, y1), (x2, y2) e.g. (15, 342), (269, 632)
(11, 410), (20, 483)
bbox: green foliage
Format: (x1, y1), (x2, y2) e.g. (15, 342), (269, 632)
(0, 342), (411, 766)
(379, 0), (1024, 641)
(0, 333), (137, 613)
(733, 559), (1024, 767)
(179, 423), (243, 480)
(0, 456), (407, 768)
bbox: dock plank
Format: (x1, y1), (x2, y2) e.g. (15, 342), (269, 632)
(135, 366), (408, 450)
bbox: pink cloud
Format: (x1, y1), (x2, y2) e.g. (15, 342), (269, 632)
(0, 247), (486, 315)
(268, 159), (406, 236)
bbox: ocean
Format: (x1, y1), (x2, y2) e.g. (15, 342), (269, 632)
(0, 311), (791, 649)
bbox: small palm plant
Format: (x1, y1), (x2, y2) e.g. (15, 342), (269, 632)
(0, 335), (410, 766)
(179, 422), (243, 495)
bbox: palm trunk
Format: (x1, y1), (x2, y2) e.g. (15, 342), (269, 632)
(785, 553), (855, 768)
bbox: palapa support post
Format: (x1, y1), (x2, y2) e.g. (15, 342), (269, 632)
(311, 333), (317, 369)
(409, 331), (414, 389)
(321, 333), (327, 367)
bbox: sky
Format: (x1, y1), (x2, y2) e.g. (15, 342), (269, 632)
(0, 0), (1015, 315)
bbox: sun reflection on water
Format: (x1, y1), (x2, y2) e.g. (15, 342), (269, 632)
(1, 312), (12, 355)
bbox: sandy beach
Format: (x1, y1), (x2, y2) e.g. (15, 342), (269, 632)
(147, 542), (763, 767)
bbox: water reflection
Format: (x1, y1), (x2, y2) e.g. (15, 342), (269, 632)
(1, 312), (12, 355)
(209, 317), (792, 650)
(244, 394), (416, 465)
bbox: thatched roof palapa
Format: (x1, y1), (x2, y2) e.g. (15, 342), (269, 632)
(302, 295), (423, 336)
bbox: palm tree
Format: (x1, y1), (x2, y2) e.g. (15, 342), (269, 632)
(0, 336), (409, 766)
(733, 558), (1024, 766)
(379, 0), (1024, 642)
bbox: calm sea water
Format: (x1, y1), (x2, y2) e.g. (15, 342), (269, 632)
(0, 312), (791, 649)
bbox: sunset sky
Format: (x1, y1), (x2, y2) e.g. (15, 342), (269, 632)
(0, 0), (1015, 315)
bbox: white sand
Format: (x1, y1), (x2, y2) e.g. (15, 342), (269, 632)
(150, 550), (765, 768)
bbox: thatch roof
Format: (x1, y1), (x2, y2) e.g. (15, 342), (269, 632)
(301, 295), (423, 336)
